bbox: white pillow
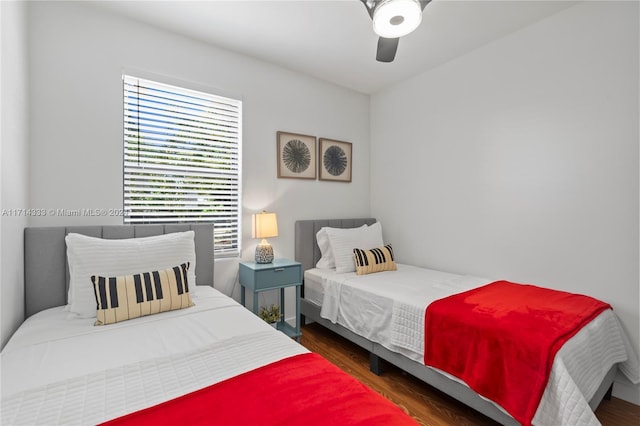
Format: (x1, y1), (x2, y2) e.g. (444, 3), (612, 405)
(325, 222), (384, 273)
(316, 224), (368, 269)
(66, 231), (197, 318)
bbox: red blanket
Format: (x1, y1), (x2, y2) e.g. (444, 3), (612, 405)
(102, 352), (418, 426)
(424, 281), (610, 426)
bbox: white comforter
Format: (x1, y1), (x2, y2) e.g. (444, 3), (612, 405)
(309, 264), (640, 426)
(1, 286), (307, 425)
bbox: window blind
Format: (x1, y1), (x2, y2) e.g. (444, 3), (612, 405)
(123, 75), (242, 257)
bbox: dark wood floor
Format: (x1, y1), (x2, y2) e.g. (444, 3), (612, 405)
(299, 323), (640, 426)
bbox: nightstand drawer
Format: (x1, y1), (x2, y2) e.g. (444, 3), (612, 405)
(252, 265), (301, 290)
(238, 260), (302, 291)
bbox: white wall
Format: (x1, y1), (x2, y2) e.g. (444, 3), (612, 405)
(1, 1), (30, 349)
(22, 2), (369, 324)
(371, 1), (639, 403)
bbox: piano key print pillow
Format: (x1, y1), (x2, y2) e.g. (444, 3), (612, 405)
(91, 262), (194, 325)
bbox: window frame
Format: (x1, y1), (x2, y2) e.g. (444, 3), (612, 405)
(122, 73), (242, 258)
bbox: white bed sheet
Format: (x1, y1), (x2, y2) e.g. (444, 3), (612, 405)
(1, 286), (307, 425)
(304, 265), (639, 426)
(306, 265), (489, 362)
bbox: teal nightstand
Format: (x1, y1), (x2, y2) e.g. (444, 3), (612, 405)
(238, 259), (302, 341)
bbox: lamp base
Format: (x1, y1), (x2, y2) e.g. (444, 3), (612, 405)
(255, 243), (274, 264)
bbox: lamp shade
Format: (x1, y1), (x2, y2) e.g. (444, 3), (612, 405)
(252, 212), (278, 239)
(373, 0), (422, 39)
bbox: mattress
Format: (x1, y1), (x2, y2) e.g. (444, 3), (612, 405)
(1, 286), (307, 425)
(304, 264), (639, 426)
(304, 267), (340, 306)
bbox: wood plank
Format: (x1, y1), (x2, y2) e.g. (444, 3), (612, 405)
(300, 323), (640, 426)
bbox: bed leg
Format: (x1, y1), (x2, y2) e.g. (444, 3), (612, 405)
(604, 384), (613, 401)
(300, 314), (306, 327)
(370, 353), (383, 376)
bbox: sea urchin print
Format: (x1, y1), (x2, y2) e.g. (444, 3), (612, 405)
(283, 139), (311, 173)
(323, 145), (348, 176)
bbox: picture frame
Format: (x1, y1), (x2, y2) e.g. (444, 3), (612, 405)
(319, 138), (352, 182)
(277, 131), (317, 179)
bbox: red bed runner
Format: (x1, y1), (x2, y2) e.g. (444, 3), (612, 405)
(424, 280), (610, 426)
(102, 352), (418, 426)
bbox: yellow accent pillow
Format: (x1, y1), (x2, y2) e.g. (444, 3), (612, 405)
(353, 244), (397, 275)
(91, 262), (194, 325)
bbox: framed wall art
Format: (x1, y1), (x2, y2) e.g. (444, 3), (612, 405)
(277, 131), (317, 179)
(319, 138), (352, 182)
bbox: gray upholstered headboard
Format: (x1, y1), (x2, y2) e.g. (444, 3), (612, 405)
(294, 218), (377, 273)
(24, 224), (214, 319)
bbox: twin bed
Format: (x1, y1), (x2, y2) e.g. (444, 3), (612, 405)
(295, 218), (639, 426)
(1, 224), (418, 425)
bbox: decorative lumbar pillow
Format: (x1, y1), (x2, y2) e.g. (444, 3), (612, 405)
(315, 224), (368, 269)
(353, 244), (397, 275)
(66, 231), (197, 318)
(325, 222), (384, 273)
(91, 262), (194, 325)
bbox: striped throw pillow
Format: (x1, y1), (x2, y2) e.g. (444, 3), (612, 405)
(353, 244), (397, 275)
(91, 262), (194, 325)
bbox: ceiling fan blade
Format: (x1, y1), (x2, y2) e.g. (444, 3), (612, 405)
(359, 0), (375, 18)
(376, 37), (399, 63)
(419, 0), (432, 11)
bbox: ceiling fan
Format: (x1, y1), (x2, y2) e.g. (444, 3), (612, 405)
(359, 0), (432, 62)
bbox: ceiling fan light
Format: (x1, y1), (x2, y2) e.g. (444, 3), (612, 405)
(373, 0), (422, 39)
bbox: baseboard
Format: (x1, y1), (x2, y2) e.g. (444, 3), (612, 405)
(613, 376), (640, 405)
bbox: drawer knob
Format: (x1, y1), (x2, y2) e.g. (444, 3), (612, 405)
(274, 268), (285, 272)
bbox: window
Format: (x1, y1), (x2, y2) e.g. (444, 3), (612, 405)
(123, 75), (242, 257)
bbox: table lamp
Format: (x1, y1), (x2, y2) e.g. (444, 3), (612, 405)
(252, 211), (278, 263)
